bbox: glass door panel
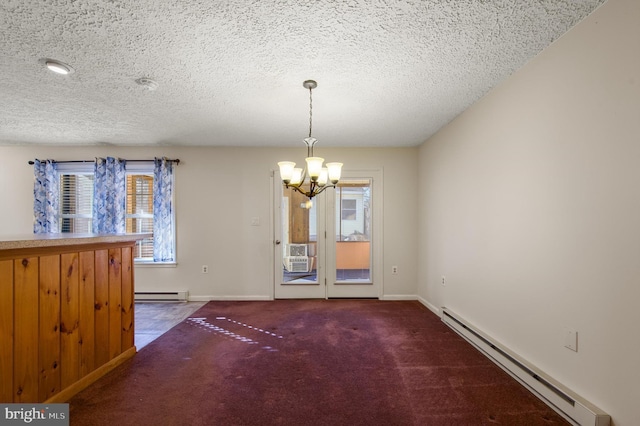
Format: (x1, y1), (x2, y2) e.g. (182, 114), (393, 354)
(282, 187), (317, 284)
(274, 176), (326, 299)
(335, 181), (371, 283)
(325, 172), (381, 299)
(274, 170), (380, 299)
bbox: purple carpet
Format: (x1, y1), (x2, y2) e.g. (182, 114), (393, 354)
(68, 300), (568, 425)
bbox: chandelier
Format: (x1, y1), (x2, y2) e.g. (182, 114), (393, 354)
(278, 80), (343, 200)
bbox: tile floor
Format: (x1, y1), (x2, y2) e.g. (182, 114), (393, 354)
(135, 301), (207, 349)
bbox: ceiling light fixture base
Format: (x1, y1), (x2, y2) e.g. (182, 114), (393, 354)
(302, 80), (317, 90)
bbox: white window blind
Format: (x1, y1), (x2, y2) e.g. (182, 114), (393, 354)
(126, 174), (154, 260)
(60, 173), (94, 233)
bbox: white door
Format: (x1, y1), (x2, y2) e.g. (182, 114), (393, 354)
(273, 175), (327, 299)
(273, 170), (382, 299)
(326, 171), (382, 298)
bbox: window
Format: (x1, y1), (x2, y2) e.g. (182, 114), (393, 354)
(53, 162), (174, 263)
(126, 174), (154, 260)
(336, 183), (370, 242)
(341, 199), (357, 221)
(60, 173), (94, 233)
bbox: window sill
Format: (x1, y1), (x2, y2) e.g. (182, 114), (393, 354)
(134, 261), (177, 268)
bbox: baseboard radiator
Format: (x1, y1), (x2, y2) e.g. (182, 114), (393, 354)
(134, 291), (189, 302)
(441, 308), (610, 426)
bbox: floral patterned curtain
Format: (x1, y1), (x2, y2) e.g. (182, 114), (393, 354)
(92, 157), (126, 234)
(33, 159), (59, 233)
(153, 157), (174, 262)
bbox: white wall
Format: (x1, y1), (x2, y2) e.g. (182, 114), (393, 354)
(0, 145), (418, 300)
(417, 0), (639, 424)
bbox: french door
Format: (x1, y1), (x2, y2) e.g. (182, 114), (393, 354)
(273, 170), (382, 299)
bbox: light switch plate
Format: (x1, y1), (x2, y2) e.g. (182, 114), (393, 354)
(564, 329), (578, 352)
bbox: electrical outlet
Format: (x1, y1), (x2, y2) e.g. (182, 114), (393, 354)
(441, 276), (446, 286)
(391, 265), (398, 274)
(202, 265), (209, 274)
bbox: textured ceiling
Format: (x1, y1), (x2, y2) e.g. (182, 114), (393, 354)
(0, 0), (605, 148)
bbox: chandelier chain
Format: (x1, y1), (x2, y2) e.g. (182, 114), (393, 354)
(308, 86), (313, 138)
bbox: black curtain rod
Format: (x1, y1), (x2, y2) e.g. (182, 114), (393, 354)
(28, 158), (180, 165)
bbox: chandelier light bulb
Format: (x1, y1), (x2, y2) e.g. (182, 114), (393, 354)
(305, 157), (324, 181)
(278, 161), (296, 184)
(290, 168), (304, 186)
(326, 162), (343, 184)
(317, 168), (328, 187)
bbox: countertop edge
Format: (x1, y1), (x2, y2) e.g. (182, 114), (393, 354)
(0, 233), (150, 251)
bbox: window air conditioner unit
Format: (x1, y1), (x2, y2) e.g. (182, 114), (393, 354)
(284, 256), (310, 273)
(287, 244), (308, 257)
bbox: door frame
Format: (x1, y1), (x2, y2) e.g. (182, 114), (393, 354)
(271, 169), (383, 299)
(271, 170), (327, 299)
(326, 169), (383, 299)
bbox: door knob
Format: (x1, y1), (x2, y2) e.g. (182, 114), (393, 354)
(275, 240), (281, 245)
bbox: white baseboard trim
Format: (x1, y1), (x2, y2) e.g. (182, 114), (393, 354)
(441, 308), (610, 426)
(380, 294), (418, 301)
(135, 291), (188, 302)
(189, 295), (272, 302)
(417, 296), (441, 317)
(188, 294), (440, 310)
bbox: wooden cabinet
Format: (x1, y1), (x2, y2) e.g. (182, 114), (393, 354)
(0, 236), (140, 403)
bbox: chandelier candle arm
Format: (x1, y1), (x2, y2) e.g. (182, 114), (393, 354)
(277, 80), (344, 199)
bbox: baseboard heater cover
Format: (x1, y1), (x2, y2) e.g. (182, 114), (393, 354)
(135, 291), (188, 302)
(441, 308), (610, 426)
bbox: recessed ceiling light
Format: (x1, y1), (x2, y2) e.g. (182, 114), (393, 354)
(44, 59), (74, 75)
